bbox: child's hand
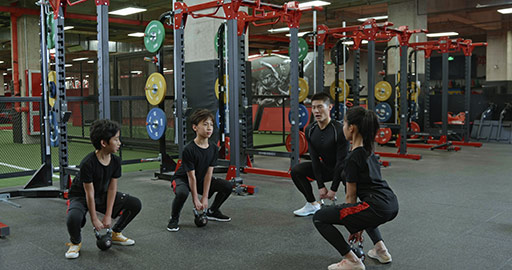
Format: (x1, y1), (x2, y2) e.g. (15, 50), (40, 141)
(348, 231), (363, 243)
(318, 187), (328, 199)
(102, 216), (112, 229)
(326, 190), (336, 200)
(194, 198), (203, 210)
(92, 218), (104, 231)
(201, 197), (209, 210)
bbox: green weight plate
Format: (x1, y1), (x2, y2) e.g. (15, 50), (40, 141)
(214, 32), (227, 58)
(144, 20), (165, 53)
(289, 38), (309, 62)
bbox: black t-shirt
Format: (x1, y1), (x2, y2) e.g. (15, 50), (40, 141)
(173, 141), (218, 185)
(69, 152), (122, 200)
(341, 147), (396, 210)
(305, 120), (349, 191)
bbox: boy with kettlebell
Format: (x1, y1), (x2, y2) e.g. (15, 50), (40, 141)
(65, 120), (142, 259)
(167, 109), (232, 232)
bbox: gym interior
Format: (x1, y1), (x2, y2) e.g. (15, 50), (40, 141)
(1, 0), (512, 269)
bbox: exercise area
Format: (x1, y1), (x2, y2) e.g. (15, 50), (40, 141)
(1, 0), (512, 269)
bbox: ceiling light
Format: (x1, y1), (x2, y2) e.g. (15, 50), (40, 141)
(498, 8), (512, 14)
(2, 73), (6, 76)
(285, 31), (310, 37)
(65, 64), (73, 68)
(298, 1), (331, 8)
(268, 27), (290, 33)
(64, 26), (74, 31)
(7, 68), (11, 71)
(342, 40), (369, 45)
(87, 60), (94, 64)
(357, 15), (388, 22)
(426, 32), (458, 37)
(0, 60), (4, 64)
(128, 32), (145, 37)
(109, 7), (147, 16)
(73, 57), (88, 61)
(131, 71), (142, 74)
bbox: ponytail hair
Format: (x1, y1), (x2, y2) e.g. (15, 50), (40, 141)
(345, 106), (380, 155)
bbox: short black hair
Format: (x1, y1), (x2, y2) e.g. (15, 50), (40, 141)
(311, 92), (332, 105)
(190, 109), (214, 127)
(90, 119), (121, 150)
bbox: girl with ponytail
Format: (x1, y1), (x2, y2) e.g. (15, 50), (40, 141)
(313, 106), (399, 270)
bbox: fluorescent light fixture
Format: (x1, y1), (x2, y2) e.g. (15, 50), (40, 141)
(285, 31), (310, 37)
(268, 27), (290, 33)
(0, 60), (4, 64)
(63, 26), (74, 31)
(426, 32), (458, 37)
(298, 1), (331, 8)
(65, 64), (73, 68)
(7, 68), (12, 71)
(128, 32), (145, 37)
(498, 8), (512, 14)
(357, 15), (388, 22)
(65, 77), (73, 80)
(342, 40), (368, 45)
(2, 73), (6, 76)
(131, 71), (142, 74)
(109, 7), (147, 16)
(87, 60), (94, 64)
(73, 57), (88, 61)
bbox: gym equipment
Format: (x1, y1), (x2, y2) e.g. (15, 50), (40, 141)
(375, 128), (392, 144)
(477, 103), (497, 139)
(49, 81), (57, 98)
(330, 103), (345, 120)
(409, 121), (420, 139)
(288, 77), (309, 102)
(49, 111), (59, 147)
(94, 228), (113, 251)
(46, 13), (55, 50)
(193, 208), (208, 227)
(329, 80), (350, 101)
(0, 221), (9, 238)
(214, 75), (229, 104)
(375, 102), (392, 122)
(146, 108), (167, 140)
(289, 37), (308, 62)
(350, 239), (365, 261)
(374, 81), (392, 102)
(145, 72), (167, 105)
(48, 71), (57, 107)
(214, 31), (227, 57)
(330, 45), (350, 66)
(144, 20), (165, 53)
(285, 131), (308, 155)
(497, 103), (512, 141)
(288, 104), (309, 129)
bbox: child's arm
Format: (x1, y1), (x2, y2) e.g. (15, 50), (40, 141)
(84, 183), (103, 231)
(345, 182), (357, 204)
(102, 178), (118, 228)
(187, 170), (203, 210)
(201, 167), (214, 209)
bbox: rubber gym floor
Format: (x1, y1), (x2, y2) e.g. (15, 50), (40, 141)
(1, 142), (512, 270)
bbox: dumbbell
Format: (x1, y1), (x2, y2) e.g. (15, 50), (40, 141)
(94, 228), (112, 251)
(193, 208), (208, 227)
(349, 239), (365, 261)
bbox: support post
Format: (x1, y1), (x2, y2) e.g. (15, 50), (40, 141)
(464, 55), (471, 142)
(442, 52), (449, 137)
(289, 27), (300, 168)
(353, 48), (360, 106)
(39, 2), (52, 184)
(227, 18), (241, 177)
(399, 45), (408, 155)
(424, 57), (431, 130)
(367, 40), (376, 111)
(97, 3), (110, 119)
(174, 27), (186, 158)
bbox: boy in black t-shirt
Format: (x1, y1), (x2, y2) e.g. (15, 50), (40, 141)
(65, 120), (142, 259)
(167, 109), (232, 232)
(313, 107), (398, 270)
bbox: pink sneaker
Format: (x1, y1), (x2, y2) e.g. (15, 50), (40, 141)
(327, 259), (365, 270)
(367, 248), (392, 263)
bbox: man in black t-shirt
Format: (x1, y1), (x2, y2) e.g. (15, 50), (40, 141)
(65, 120), (142, 259)
(167, 109), (232, 232)
(291, 93), (349, 216)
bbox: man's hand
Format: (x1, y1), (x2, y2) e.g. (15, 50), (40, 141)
(102, 216), (112, 229)
(348, 231), (364, 243)
(193, 198), (203, 210)
(201, 197), (209, 210)
(319, 187), (328, 199)
(326, 190), (336, 201)
(92, 218), (104, 231)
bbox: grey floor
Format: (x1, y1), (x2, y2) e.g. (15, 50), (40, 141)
(1, 142), (512, 270)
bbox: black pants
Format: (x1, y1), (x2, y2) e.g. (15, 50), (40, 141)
(171, 177), (231, 219)
(313, 201), (398, 256)
(291, 162), (332, 203)
(66, 192), (142, 244)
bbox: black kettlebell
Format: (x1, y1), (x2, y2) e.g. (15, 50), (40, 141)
(350, 239), (365, 261)
(94, 228), (112, 251)
(193, 208), (208, 227)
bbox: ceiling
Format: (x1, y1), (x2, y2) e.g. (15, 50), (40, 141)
(1, 0), (512, 72)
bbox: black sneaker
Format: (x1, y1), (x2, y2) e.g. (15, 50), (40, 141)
(206, 209), (231, 222)
(167, 218), (179, 232)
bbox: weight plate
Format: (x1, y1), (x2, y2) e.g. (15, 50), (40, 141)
(214, 32), (227, 57)
(49, 81), (57, 98)
(145, 72), (167, 105)
(285, 131), (308, 155)
(330, 103), (345, 120)
(49, 96), (56, 108)
(330, 45), (350, 66)
(375, 81), (392, 101)
(49, 111), (59, 147)
(289, 38), (309, 62)
(144, 20), (165, 53)
(288, 104), (309, 129)
(375, 102), (392, 122)
(214, 75), (229, 104)
(329, 80), (350, 101)
(48, 71), (56, 84)
(288, 77), (309, 103)
(146, 108), (167, 140)
(375, 127), (392, 144)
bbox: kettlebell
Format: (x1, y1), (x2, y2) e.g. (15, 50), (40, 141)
(321, 197), (337, 209)
(350, 239), (365, 261)
(94, 228), (112, 251)
(193, 208), (208, 227)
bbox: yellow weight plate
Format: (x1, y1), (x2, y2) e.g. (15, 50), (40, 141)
(214, 75), (229, 104)
(375, 81), (392, 101)
(145, 72), (167, 105)
(49, 97), (55, 107)
(288, 77), (309, 102)
(329, 79), (350, 101)
(410, 82), (421, 102)
(48, 71), (56, 83)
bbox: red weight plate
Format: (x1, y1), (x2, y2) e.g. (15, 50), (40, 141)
(375, 128), (392, 144)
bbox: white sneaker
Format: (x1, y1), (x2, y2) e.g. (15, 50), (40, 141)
(368, 248), (392, 263)
(65, 242), (81, 259)
(327, 259), (365, 270)
(111, 232), (135, 246)
(293, 202), (321, 217)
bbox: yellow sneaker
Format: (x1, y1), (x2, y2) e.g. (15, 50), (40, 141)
(65, 242), (81, 259)
(111, 231), (135, 246)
